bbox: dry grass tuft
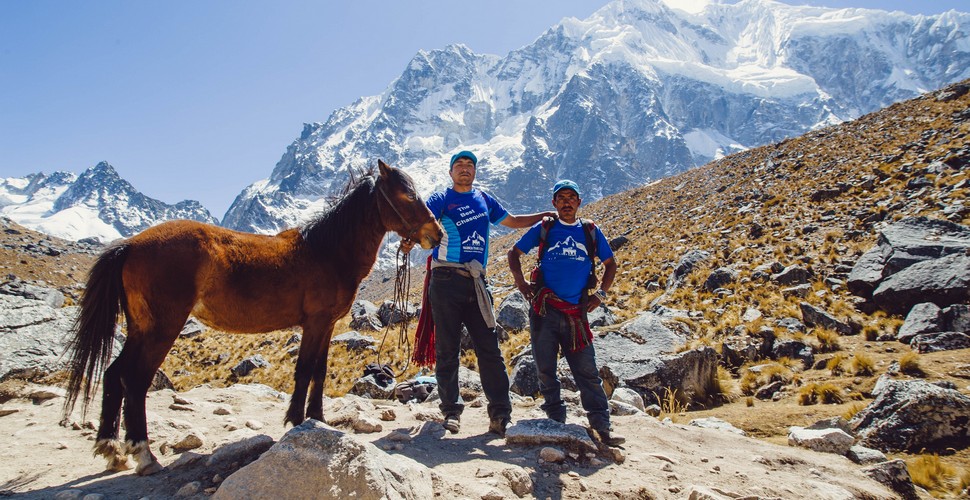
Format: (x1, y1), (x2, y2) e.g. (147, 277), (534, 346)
(797, 382), (844, 405)
(814, 328), (841, 353)
(652, 387), (687, 416)
(841, 402), (866, 420)
(898, 351), (925, 376)
(850, 353), (876, 377)
(907, 454), (964, 497)
(826, 353), (846, 376)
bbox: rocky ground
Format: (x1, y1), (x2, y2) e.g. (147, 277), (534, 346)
(2, 379), (899, 500)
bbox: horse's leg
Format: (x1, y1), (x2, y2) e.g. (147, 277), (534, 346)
(286, 315), (331, 425)
(306, 338), (334, 422)
(120, 326), (182, 476)
(94, 344), (133, 471)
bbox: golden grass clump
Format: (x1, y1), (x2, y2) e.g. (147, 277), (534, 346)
(826, 353), (846, 376)
(898, 351), (925, 376)
(862, 324), (880, 341)
(841, 401), (866, 420)
(814, 328), (841, 353)
(797, 382), (844, 405)
(907, 455), (963, 497)
(739, 362), (795, 396)
(652, 387), (687, 416)
(715, 366), (742, 403)
(850, 353), (876, 376)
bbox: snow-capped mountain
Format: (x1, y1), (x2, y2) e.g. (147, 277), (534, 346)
(0, 162), (217, 243)
(222, 0), (970, 234)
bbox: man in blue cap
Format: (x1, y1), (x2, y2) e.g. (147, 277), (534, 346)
(408, 150), (555, 437)
(506, 179), (624, 446)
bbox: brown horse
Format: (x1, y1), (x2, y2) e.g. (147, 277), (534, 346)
(62, 160), (442, 475)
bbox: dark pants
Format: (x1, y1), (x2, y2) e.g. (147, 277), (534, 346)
(429, 267), (511, 421)
(530, 306), (610, 431)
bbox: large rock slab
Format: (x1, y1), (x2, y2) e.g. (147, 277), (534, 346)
(505, 418), (597, 453)
(787, 426), (854, 455)
(897, 302), (943, 343)
(496, 291), (530, 331)
(850, 377), (970, 453)
(613, 312), (690, 354)
(598, 344), (718, 407)
(848, 217), (970, 312)
(871, 252), (970, 315)
(349, 300), (382, 331)
(0, 295), (123, 381)
(213, 420), (434, 499)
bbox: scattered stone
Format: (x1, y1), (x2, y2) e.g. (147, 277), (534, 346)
(501, 466), (533, 497)
(611, 387), (645, 411)
(689, 417), (746, 436)
(330, 331), (377, 352)
(349, 300), (382, 331)
(850, 377), (970, 452)
(771, 265), (812, 286)
(352, 417), (383, 434)
(911, 331), (970, 353)
(212, 420), (433, 499)
(172, 431), (206, 452)
(799, 302), (851, 335)
(847, 445), (888, 465)
(175, 481), (202, 498)
(506, 419), (597, 454)
(230, 355), (271, 378)
(539, 447), (566, 463)
(787, 427), (854, 455)
(862, 459), (919, 500)
(497, 291), (530, 331)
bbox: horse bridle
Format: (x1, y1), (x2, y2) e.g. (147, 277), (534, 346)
(376, 178), (424, 242)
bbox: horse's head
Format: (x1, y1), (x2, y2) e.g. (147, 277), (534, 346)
(376, 160), (443, 249)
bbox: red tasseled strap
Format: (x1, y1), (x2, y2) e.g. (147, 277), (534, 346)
(532, 287), (593, 353)
(412, 255), (436, 366)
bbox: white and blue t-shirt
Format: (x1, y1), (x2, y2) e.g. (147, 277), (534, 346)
(514, 220), (614, 304)
(426, 188), (509, 267)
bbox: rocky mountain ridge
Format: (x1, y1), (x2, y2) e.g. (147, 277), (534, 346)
(0, 161), (216, 243)
(222, 0), (969, 237)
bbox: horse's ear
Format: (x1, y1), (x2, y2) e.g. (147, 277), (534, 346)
(378, 160), (391, 178)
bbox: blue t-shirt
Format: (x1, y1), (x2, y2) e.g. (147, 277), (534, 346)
(514, 220), (614, 304)
(426, 188), (509, 267)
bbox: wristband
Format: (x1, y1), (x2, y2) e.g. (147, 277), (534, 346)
(594, 289), (607, 301)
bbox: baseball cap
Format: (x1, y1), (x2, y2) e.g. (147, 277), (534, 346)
(553, 179), (581, 198)
(450, 150), (478, 169)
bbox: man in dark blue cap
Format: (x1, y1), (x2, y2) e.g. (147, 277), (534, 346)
(409, 150), (555, 437)
(506, 179), (624, 446)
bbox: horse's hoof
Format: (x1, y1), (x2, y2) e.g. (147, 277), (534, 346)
(127, 440), (163, 476)
(94, 439), (130, 471)
(107, 455), (132, 471)
(135, 459), (164, 476)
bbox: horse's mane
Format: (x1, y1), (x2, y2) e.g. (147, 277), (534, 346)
(299, 167), (378, 253)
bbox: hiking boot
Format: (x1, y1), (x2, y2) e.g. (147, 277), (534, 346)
(488, 418), (511, 437)
(443, 415), (460, 434)
(596, 428), (626, 447)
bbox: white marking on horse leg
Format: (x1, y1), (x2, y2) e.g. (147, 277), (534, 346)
(127, 440), (163, 476)
(94, 438), (131, 471)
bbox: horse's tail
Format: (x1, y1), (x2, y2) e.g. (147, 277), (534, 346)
(63, 242), (129, 418)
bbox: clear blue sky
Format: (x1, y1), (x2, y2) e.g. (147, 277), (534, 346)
(1, 0), (965, 218)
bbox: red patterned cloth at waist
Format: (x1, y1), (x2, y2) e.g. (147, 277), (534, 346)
(532, 287), (593, 353)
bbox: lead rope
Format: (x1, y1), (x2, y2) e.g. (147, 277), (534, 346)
(375, 243), (413, 380)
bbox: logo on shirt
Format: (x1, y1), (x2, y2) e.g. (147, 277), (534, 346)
(547, 236), (587, 261)
(462, 231), (486, 253)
